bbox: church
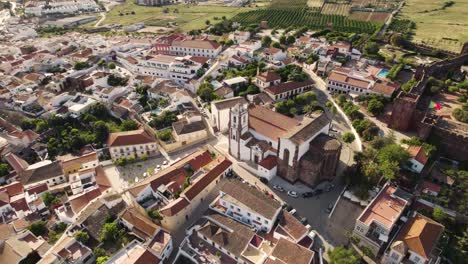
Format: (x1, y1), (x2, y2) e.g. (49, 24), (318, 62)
(228, 102), (342, 187)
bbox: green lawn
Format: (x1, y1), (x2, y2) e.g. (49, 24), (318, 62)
(398, 0), (468, 53)
(103, 1), (253, 31)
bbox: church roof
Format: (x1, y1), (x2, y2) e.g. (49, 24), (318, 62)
(248, 105), (299, 140)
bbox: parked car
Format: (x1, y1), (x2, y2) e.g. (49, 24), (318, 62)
(302, 191), (314, 198)
(325, 184), (335, 192)
(300, 217), (308, 224)
(156, 165), (161, 169)
(325, 203), (333, 214)
(273, 185), (285, 192)
(259, 177), (269, 184)
(287, 191), (298, 198)
(163, 160), (168, 165)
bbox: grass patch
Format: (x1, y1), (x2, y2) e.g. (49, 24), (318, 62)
(103, 1), (252, 31)
(398, 0), (468, 52)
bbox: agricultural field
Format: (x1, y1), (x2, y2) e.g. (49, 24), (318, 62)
(321, 3), (351, 15)
(349, 11), (390, 22)
(102, 1), (252, 31)
(231, 0), (381, 33)
(307, 0), (324, 8)
(398, 0), (468, 53)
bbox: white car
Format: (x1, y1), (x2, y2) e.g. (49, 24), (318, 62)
(163, 160), (168, 165)
(273, 185), (284, 192)
(287, 191), (298, 198)
(156, 165), (161, 169)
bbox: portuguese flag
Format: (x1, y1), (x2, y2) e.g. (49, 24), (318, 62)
(429, 101), (442, 110)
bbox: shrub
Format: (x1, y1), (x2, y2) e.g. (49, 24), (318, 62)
(367, 98), (384, 116)
(157, 129), (173, 142)
(342, 132), (355, 143)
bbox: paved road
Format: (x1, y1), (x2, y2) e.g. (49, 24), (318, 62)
(304, 65), (362, 152)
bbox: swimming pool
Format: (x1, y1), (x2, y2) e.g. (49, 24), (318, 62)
(377, 69), (389, 78)
(211, 80), (222, 88)
(152, 109), (162, 115)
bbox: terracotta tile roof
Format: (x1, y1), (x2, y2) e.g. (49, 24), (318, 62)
(107, 129), (156, 147)
(188, 150), (213, 171)
(395, 213), (444, 259)
(26, 183), (48, 196)
(220, 180), (281, 219)
(69, 188), (102, 214)
(199, 212), (255, 257)
(258, 155), (277, 170)
(248, 105), (300, 140)
(58, 151), (98, 173)
(265, 80), (314, 95)
(408, 145), (428, 165)
(422, 181), (441, 194)
(257, 71), (281, 82)
(159, 197), (190, 217)
(0, 181), (24, 197)
(10, 197), (29, 212)
(372, 82), (397, 97)
(95, 166), (112, 193)
(134, 248), (160, 264)
(328, 71), (370, 89)
(4, 153), (29, 173)
(358, 184), (409, 229)
(189, 56), (210, 64)
(278, 211), (308, 242)
(183, 158), (232, 201)
(120, 207), (159, 239)
(271, 238), (315, 264)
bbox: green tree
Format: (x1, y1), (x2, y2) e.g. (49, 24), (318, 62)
(107, 62), (116, 69)
(42, 192), (60, 207)
(271, 42), (281, 49)
(364, 41), (379, 55)
(432, 207), (446, 222)
(279, 35), (287, 45)
(100, 222), (120, 242)
(74, 231), (90, 245)
(93, 121), (109, 145)
(157, 130), (173, 142)
(35, 119), (49, 133)
(261, 36), (272, 47)
(93, 247), (107, 257)
(96, 256), (110, 264)
(367, 98), (384, 116)
(286, 35), (296, 45)
(120, 120), (139, 131)
(27, 221), (48, 237)
(377, 144), (410, 166)
(148, 210), (163, 221)
(205, 19), (210, 25)
(328, 246), (360, 264)
(0, 163), (9, 177)
(342, 132), (355, 143)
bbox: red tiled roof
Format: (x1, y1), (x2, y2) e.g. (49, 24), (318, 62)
(95, 166), (112, 193)
(264, 80), (314, 95)
(0, 181), (24, 197)
(396, 213), (444, 259)
(188, 150), (213, 171)
(422, 181), (441, 194)
(248, 105), (300, 140)
(10, 197), (29, 212)
(159, 197), (190, 217)
(69, 188), (102, 214)
(121, 208), (158, 239)
(257, 71), (281, 82)
(26, 183), (48, 195)
(183, 159), (232, 201)
(107, 129), (155, 147)
(408, 145), (428, 165)
(258, 155), (277, 170)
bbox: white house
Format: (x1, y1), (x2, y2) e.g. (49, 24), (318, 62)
(210, 180), (282, 232)
(107, 129), (158, 160)
(407, 145), (428, 174)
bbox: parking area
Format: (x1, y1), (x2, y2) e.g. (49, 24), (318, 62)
(116, 156), (169, 185)
(326, 197), (364, 245)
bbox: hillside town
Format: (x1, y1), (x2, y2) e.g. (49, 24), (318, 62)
(0, 1), (467, 264)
